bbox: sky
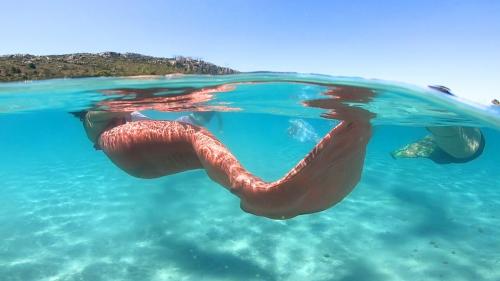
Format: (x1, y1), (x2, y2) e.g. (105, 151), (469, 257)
(0, 0), (499, 104)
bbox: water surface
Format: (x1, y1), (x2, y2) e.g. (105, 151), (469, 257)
(0, 73), (499, 281)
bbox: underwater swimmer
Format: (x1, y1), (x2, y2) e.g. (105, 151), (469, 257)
(392, 86), (485, 163)
(79, 86), (374, 219)
(392, 127), (484, 163)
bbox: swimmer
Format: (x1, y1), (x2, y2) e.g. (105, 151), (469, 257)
(391, 126), (485, 163)
(492, 99), (500, 106)
(392, 86), (485, 163)
(78, 85), (374, 219)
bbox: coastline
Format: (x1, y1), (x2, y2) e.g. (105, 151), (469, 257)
(0, 52), (237, 82)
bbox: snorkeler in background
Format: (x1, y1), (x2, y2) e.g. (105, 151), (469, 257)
(391, 86), (485, 164)
(391, 126), (485, 164)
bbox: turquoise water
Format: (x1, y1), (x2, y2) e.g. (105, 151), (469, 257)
(0, 73), (499, 281)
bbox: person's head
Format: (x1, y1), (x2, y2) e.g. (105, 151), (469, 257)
(492, 99), (500, 106)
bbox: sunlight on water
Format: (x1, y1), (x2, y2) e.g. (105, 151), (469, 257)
(0, 73), (499, 281)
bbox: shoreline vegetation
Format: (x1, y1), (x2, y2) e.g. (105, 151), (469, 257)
(0, 52), (237, 82)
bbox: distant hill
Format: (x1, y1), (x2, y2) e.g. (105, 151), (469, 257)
(0, 52), (238, 82)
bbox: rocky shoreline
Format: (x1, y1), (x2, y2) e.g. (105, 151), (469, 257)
(0, 52), (237, 82)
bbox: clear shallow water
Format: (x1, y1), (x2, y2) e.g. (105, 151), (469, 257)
(0, 73), (499, 281)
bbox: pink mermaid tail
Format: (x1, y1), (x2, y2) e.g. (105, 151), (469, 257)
(98, 114), (372, 219)
(94, 84), (374, 219)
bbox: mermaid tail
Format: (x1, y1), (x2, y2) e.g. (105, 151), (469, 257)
(99, 114), (371, 219)
(96, 84), (374, 219)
